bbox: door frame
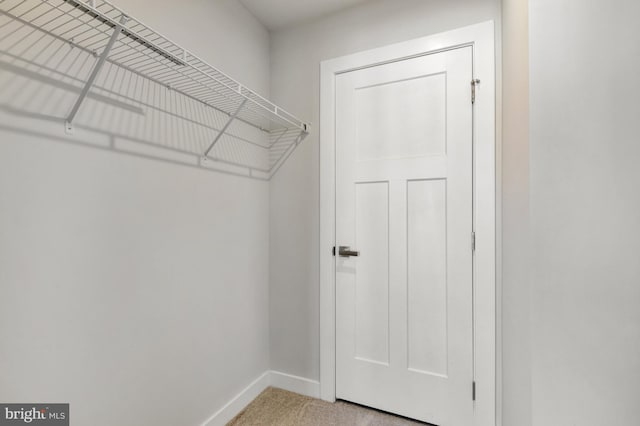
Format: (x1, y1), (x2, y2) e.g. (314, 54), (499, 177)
(319, 21), (497, 426)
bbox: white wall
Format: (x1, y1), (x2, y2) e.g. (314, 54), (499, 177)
(0, 1), (271, 425)
(268, 0), (501, 385)
(530, 1), (640, 424)
(501, 0), (530, 425)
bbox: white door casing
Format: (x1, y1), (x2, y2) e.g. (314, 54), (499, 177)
(335, 47), (473, 425)
(320, 21), (496, 426)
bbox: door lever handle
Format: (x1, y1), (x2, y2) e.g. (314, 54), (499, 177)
(339, 246), (360, 257)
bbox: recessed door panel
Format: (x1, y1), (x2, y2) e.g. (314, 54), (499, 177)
(407, 178), (448, 377)
(354, 181), (390, 365)
(355, 74), (446, 161)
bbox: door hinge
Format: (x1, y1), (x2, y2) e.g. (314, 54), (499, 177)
(471, 79), (480, 104)
(332, 246), (336, 256)
(471, 231), (476, 252)
(472, 381), (476, 401)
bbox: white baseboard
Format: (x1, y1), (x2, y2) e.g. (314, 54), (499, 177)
(200, 370), (320, 426)
(201, 371), (270, 426)
(269, 370), (320, 398)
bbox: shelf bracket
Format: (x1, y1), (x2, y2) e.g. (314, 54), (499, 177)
(65, 15), (128, 134)
(203, 98), (248, 157)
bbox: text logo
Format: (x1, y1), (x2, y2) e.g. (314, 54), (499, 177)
(0, 404), (68, 425)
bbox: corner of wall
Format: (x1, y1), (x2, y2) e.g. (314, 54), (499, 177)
(200, 370), (320, 426)
(500, 0), (530, 425)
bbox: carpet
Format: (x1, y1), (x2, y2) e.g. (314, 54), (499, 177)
(227, 387), (427, 425)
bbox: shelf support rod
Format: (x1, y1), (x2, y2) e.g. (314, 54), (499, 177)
(65, 15), (128, 133)
(268, 129), (307, 178)
(204, 98), (247, 157)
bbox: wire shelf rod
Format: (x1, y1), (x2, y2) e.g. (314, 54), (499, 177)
(65, 0), (306, 130)
(0, 7), (274, 134)
(62, 0), (186, 66)
(0, 0), (310, 177)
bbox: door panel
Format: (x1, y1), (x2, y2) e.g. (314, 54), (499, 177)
(336, 47), (473, 426)
(354, 181), (390, 365)
(355, 73), (447, 160)
(407, 178), (448, 377)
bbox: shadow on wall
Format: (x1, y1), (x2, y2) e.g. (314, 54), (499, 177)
(0, 0), (303, 180)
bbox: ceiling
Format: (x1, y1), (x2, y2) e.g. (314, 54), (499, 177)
(239, 0), (372, 31)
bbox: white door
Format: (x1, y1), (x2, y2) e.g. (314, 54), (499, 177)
(335, 47), (474, 425)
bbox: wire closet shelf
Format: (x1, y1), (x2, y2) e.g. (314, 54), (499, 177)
(0, 0), (310, 178)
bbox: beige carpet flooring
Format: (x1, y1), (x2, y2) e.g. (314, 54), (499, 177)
(227, 387), (428, 426)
